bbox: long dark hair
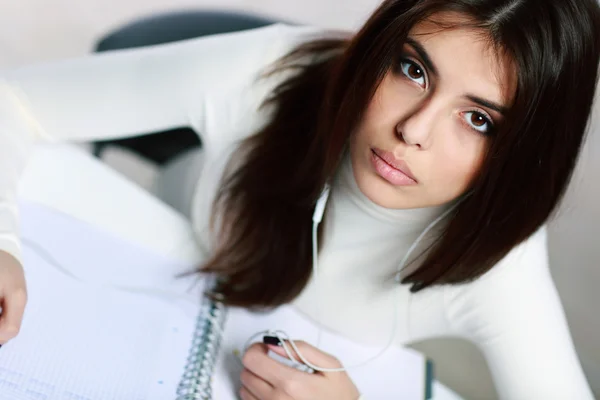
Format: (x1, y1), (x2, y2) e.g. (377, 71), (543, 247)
(201, 0), (600, 308)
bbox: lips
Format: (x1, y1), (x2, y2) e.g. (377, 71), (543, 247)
(371, 148), (418, 183)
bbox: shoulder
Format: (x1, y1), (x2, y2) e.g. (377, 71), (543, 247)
(443, 226), (556, 336)
(476, 225), (550, 286)
(442, 229), (594, 398)
(457, 225), (549, 293)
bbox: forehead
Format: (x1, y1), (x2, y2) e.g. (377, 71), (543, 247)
(408, 13), (517, 105)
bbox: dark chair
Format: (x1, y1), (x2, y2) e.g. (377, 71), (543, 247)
(92, 10), (281, 165)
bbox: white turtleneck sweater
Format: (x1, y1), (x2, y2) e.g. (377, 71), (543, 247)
(0, 23), (593, 399)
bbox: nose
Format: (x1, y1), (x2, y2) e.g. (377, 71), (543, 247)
(395, 99), (436, 150)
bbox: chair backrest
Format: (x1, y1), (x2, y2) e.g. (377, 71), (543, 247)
(96, 10), (282, 52)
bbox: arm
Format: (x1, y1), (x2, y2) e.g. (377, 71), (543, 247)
(0, 23), (289, 262)
(445, 228), (594, 400)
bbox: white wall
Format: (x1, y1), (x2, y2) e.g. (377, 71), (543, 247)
(0, 0), (378, 69)
(1, 1), (599, 398)
(548, 95), (600, 396)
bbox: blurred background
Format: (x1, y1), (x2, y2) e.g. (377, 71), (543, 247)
(1, 1), (599, 399)
(0, 0), (373, 68)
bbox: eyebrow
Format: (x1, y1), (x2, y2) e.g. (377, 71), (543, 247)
(465, 95), (508, 115)
(405, 37), (508, 115)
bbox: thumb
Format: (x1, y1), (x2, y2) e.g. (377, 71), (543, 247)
(267, 339), (342, 369)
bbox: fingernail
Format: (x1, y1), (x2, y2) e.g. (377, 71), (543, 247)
(263, 335), (282, 346)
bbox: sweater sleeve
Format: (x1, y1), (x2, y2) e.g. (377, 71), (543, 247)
(444, 227), (593, 400)
(0, 23), (294, 263)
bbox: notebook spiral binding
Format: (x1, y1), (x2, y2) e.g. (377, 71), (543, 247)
(175, 292), (228, 400)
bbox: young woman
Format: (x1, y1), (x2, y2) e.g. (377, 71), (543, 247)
(1, 0), (599, 398)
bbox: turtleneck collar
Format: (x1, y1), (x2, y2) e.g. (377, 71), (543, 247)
(328, 151), (448, 235)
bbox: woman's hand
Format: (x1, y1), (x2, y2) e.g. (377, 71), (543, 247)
(0, 250), (27, 345)
(240, 339), (361, 400)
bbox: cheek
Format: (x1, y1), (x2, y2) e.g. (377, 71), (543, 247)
(431, 136), (487, 191)
(356, 99), (389, 141)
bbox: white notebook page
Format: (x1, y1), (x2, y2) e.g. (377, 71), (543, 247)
(0, 202), (203, 400)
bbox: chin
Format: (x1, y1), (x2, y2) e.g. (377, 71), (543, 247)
(349, 143), (423, 209)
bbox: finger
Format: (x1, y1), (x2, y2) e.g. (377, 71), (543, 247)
(239, 386), (259, 400)
(268, 340), (342, 371)
(240, 368), (273, 399)
(0, 288), (27, 343)
(242, 343), (304, 386)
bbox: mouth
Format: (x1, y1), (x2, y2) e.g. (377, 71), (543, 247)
(370, 148), (418, 186)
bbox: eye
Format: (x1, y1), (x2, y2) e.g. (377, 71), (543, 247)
(463, 111), (494, 135)
(399, 59), (427, 88)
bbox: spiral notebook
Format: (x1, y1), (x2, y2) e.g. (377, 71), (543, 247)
(0, 202), (434, 400)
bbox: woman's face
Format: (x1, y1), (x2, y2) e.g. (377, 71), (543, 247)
(349, 14), (516, 209)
